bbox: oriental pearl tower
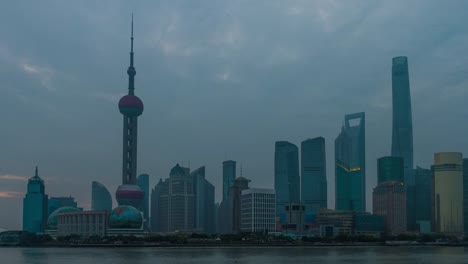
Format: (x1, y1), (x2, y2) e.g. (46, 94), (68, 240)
(115, 16), (145, 209)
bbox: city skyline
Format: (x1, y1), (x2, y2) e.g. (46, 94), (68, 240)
(2, 1), (468, 230)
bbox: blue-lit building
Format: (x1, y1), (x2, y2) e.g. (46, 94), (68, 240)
(275, 141), (300, 219)
(192, 166), (215, 234)
(22, 167), (48, 233)
(137, 174), (150, 221)
(301, 137), (327, 215)
(335, 112), (366, 212)
(91, 181), (112, 212)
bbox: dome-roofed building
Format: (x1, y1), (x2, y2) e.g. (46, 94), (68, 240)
(47, 206), (81, 230)
(109, 205), (143, 229)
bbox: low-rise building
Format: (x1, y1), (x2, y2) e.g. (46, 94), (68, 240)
(57, 211), (109, 237)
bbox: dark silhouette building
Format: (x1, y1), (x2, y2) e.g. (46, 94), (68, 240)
(377, 156), (404, 184)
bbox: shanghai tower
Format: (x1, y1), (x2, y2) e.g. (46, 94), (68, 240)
(391, 56), (413, 170)
(115, 16), (145, 209)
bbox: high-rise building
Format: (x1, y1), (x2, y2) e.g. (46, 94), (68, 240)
(335, 112), (366, 212)
(433, 152), (463, 235)
(137, 174), (150, 221)
(391, 56), (414, 171)
(464, 159), (468, 235)
(275, 141), (300, 219)
(301, 137), (327, 215)
(373, 181), (406, 235)
(222, 160), (236, 202)
(48, 196), (78, 216)
(23, 167), (48, 233)
(192, 166), (215, 234)
(377, 156), (404, 184)
(218, 177), (250, 234)
(413, 167), (432, 230)
(151, 164), (194, 233)
(91, 181), (112, 212)
(115, 16), (145, 210)
(241, 188), (276, 233)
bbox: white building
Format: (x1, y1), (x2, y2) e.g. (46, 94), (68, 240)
(241, 188), (276, 233)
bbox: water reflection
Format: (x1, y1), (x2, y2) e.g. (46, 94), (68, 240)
(0, 246), (467, 264)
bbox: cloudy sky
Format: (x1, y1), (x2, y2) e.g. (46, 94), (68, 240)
(1, 0), (467, 230)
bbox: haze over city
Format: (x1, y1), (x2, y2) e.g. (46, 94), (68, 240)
(1, 0), (467, 231)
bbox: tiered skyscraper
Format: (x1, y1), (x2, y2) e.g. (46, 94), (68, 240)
(274, 141), (300, 219)
(23, 167), (48, 233)
(301, 137), (327, 215)
(391, 56), (414, 170)
(115, 16), (145, 209)
(335, 112), (366, 212)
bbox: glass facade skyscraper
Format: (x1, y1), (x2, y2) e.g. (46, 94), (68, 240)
(275, 141), (300, 219)
(23, 167), (48, 233)
(192, 166), (215, 234)
(301, 137), (327, 215)
(91, 181), (112, 211)
(391, 56), (414, 171)
(335, 112), (366, 212)
(377, 156), (404, 184)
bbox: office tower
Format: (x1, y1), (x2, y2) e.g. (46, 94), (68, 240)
(151, 164), (194, 233)
(275, 141), (300, 219)
(222, 160), (236, 201)
(377, 156), (404, 184)
(241, 188), (276, 233)
(214, 203), (220, 234)
(150, 179), (163, 232)
(91, 181), (112, 211)
(48, 196), (78, 216)
(192, 166), (215, 234)
(413, 167), (432, 230)
(391, 56), (414, 171)
(137, 174), (150, 221)
(219, 176), (250, 234)
(335, 112), (366, 212)
(23, 167), (48, 233)
(373, 181), (407, 235)
(301, 137), (327, 215)
(464, 159), (468, 235)
(433, 152), (463, 235)
(115, 16), (145, 209)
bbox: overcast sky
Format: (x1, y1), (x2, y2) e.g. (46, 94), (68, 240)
(1, 0), (468, 230)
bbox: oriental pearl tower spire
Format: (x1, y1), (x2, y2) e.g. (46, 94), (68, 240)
(115, 15), (144, 209)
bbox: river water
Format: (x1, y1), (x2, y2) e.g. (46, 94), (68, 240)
(2, 246), (468, 263)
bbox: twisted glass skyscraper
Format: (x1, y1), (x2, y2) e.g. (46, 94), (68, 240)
(391, 56), (413, 170)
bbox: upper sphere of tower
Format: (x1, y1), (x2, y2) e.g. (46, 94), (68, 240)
(119, 95), (144, 116)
